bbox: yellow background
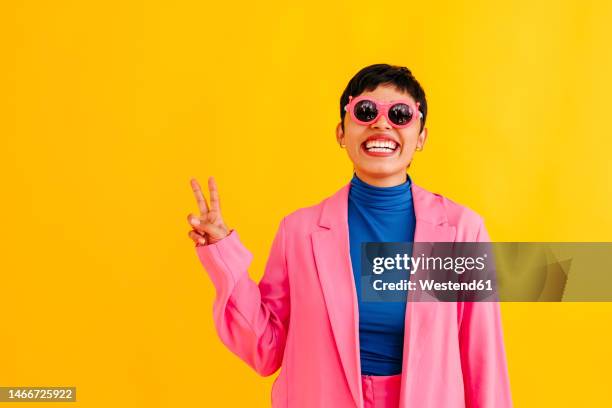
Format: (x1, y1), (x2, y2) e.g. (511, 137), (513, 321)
(3, 0), (612, 406)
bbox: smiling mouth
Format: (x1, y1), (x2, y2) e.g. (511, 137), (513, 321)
(361, 140), (399, 153)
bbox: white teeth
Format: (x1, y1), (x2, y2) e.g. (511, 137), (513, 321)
(365, 140), (398, 150)
(367, 147), (395, 153)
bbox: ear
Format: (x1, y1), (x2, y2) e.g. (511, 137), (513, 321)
(416, 127), (428, 150)
(336, 122), (345, 146)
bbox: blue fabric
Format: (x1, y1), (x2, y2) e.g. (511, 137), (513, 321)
(348, 172), (416, 376)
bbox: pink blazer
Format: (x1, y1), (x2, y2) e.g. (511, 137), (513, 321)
(195, 181), (513, 407)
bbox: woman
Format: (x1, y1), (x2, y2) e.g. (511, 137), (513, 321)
(186, 64), (512, 407)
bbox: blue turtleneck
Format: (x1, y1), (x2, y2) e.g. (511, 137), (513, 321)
(348, 172), (416, 376)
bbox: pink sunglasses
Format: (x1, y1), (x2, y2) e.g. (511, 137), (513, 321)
(344, 95), (423, 129)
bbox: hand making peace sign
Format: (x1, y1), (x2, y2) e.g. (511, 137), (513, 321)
(187, 177), (230, 246)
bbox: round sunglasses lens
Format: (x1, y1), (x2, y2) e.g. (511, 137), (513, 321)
(354, 100), (378, 122)
(388, 103), (413, 126)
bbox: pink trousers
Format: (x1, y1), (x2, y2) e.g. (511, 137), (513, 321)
(361, 374), (402, 408)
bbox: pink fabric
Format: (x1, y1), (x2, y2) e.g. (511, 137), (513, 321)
(361, 374), (401, 408)
(195, 181), (513, 407)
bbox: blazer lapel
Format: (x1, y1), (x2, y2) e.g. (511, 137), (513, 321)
(311, 184), (362, 407)
(399, 183), (457, 406)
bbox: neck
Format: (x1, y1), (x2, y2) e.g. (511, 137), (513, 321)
(354, 169), (408, 187)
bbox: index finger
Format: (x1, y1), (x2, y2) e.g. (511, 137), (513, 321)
(190, 178), (209, 215)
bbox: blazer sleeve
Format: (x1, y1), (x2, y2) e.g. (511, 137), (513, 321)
(458, 217), (513, 407)
(194, 217), (290, 377)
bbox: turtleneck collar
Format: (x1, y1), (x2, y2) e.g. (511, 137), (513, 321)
(349, 172), (413, 211)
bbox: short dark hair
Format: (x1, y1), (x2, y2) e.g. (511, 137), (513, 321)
(339, 63), (427, 133)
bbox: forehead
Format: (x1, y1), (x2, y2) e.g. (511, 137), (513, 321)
(358, 84), (415, 103)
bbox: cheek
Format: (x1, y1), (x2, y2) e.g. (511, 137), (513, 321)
(399, 130), (419, 148)
(344, 126), (366, 145)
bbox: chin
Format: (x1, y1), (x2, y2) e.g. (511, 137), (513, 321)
(357, 164), (405, 177)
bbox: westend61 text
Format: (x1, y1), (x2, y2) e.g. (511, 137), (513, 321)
(372, 279), (494, 291)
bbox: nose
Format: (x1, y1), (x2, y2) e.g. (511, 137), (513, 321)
(371, 114), (392, 130)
